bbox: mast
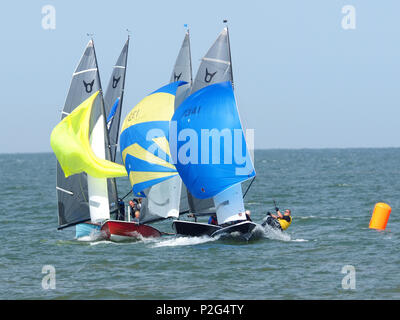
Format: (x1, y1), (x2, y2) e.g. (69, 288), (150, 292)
(103, 36), (130, 215)
(187, 26), (193, 87)
(86, 37), (115, 223)
(224, 20), (234, 89)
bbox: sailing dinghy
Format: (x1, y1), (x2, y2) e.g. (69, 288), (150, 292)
(171, 25), (257, 240)
(51, 39), (129, 240)
(52, 39), (129, 239)
(101, 30), (194, 240)
(75, 37), (132, 238)
(171, 81), (257, 240)
(52, 38), (159, 241)
(101, 81), (187, 239)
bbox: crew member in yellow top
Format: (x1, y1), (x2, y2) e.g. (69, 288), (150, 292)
(262, 208), (292, 231)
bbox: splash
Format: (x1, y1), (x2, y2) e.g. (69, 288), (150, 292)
(151, 235), (216, 248)
(76, 228), (105, 242)
(258, 224), (292, 242)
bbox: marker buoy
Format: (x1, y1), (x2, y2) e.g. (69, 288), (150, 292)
(369, 202), (391, 230)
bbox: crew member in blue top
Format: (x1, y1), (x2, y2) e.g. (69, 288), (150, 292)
(208, 214), (218, 225)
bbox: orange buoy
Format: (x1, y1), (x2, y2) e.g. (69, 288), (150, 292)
(369, 202), (391, 230)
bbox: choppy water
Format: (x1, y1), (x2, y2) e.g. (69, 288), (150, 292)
(0, 149), (399, 299)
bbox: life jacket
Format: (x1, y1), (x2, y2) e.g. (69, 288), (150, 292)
(209, 216), (218, 225)
(278, 216), (292, 230)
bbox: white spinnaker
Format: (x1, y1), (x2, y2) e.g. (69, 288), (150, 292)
(213, 184), (246, 224)
(87, 113), (110, 223)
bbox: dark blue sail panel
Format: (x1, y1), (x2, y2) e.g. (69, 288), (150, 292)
(171, 81), (255, 199)
(106, 97), (120, 131)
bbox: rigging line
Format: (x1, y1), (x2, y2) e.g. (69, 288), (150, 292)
(242, 176), (256, 199)
(120, 189), (133, 200)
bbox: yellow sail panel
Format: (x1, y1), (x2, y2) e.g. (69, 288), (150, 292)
(129, 171), (178, 191)
(152, 137), (172, 158)
(121, 92), (174, 133)
(122, 143), (176, 170)
(50, 91), (127, 178)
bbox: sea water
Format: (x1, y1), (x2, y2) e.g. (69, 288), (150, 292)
(0, 149), (399, 299)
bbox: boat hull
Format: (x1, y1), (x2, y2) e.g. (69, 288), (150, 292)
(173, 220), (259, 240)
(211, 221), (258, 240)
(172, 220), (221, 237)
(101, 220), (162, 240)
(75, 221), (102, 239)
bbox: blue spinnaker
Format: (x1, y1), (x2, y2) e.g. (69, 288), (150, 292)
(171, 81), (255, 199)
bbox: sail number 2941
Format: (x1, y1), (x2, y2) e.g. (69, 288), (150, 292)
(183, 106), (201, 117)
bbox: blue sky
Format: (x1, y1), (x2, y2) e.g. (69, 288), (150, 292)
(0, 0), (399, 153)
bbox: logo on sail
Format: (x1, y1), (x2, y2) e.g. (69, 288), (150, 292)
(83, 80), (95, 93)
(112, 76), (121, 88)
(204, 68), (217, 83)
(174, 72), (182, 81)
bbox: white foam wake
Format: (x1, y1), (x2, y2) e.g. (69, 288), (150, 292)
(258, 224), (292, 242)
(151, 235), (216, 248)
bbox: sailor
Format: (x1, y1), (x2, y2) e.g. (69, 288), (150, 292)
(128, 200), (139, 220)
(208, 213), (218, 225)
(132, 210), (140, 224)
(117, 198), (125, 220)
(262, 208), (292, 231)
(245, 210), (252, 221)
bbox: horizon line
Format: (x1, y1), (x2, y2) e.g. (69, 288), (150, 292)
(2, 146), (400, 155)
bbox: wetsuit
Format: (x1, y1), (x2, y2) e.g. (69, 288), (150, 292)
(117, 200), (125, 220)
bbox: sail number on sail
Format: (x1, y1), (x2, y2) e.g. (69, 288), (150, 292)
(183, 105), (201, 117)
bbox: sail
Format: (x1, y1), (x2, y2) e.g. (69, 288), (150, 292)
(55, 40), (124, 229)
(119, 81), (186, 223)
(171, 30), (192, 108)
(171, 81), (255, 223)
(139, 174), (182, 223)
(56, 40), (101, 229)
(51, 91), (127, 178)
(104, 37), (129, 162)
(187, 27), (233, 213)
(191, 27), (232, 94)
(213, 184), (245, 224)
(139, 30), (194, 220)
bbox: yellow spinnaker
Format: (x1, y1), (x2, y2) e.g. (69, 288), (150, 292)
(50, 91), (127, 178)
